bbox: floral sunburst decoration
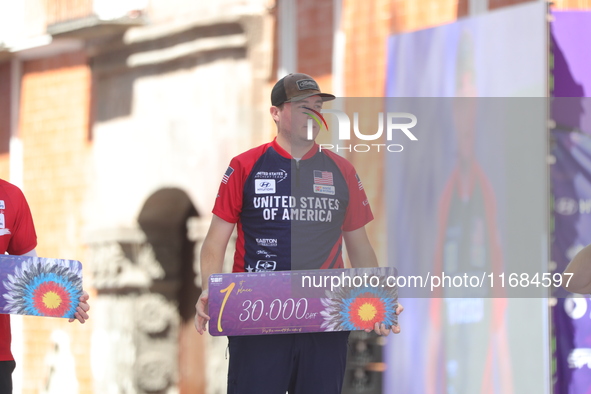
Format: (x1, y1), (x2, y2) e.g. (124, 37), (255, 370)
(320, 268), (398, 331)
(2, 258), (82, 318)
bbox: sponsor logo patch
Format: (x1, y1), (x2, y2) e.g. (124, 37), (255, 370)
(256, 250), (277, 258)
(255, 179), (276, 194)
(255, 260), (277, 271)
(256, 238), (278, 247)
(255, 169), (288, 182)
(296, 79), (319, 91)
(314, 184), (335, 195)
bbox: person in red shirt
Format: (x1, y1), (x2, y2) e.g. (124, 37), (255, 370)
(0, 179), (90, 393)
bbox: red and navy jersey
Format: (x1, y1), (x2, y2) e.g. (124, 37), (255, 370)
(213, 139), (373, 272)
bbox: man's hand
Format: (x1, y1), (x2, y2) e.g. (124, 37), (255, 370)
(68, 291), (90, 324)
(194, 289), (210, 335)
(564, 244), (591, 294)
(366, 302), (404, 336)
(195, 215), (235, 334)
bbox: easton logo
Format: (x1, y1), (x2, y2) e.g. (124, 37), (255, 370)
(256, 238), (277, 247)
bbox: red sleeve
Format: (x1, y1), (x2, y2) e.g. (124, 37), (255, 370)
(212, 142), (273, 223)
(6, 185), (37, 255)
(212, 157), (245, 224)
(341, 164), (374, 232)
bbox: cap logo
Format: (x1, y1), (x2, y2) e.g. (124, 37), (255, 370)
(296, 79), (319, 91)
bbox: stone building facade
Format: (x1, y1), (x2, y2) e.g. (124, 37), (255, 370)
(0, 1), (274, 393)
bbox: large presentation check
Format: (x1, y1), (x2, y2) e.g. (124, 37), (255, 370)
(0, 255), (83, 319)
(208, 267), (398, 336)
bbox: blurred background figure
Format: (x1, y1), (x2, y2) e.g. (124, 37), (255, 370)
(426, 30), (512, 394)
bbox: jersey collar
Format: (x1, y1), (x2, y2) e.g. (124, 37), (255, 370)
(271, 138), (319, 160)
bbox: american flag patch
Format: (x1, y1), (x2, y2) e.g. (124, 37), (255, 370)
(222, 166), (234, 184)
(314, 170), (333, 186)
(355, 173), (364, 190)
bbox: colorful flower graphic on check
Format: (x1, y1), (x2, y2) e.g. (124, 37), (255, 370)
(320, 268), (398, 331)
(2, 258), (83, 318)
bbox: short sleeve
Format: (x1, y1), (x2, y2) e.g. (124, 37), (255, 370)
(342, 170), (373, 232)
(7, 187), (37, 255)
(212, 157), (244, 223)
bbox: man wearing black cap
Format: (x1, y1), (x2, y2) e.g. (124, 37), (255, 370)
(195, 73), (402, 393)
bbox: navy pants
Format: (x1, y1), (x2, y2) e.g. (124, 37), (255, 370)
(227, 331), (349, 394)
(0, 360), (15, 394)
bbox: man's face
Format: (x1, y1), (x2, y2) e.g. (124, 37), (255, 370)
(276, 96), (323, 144)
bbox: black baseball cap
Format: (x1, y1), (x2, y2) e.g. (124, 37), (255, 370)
(271, 73), (336, 106)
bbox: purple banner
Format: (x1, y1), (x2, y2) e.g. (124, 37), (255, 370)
(208, 267), (398, 336)
(552, 10), (591, 394)
(552, 131), (591, 394)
